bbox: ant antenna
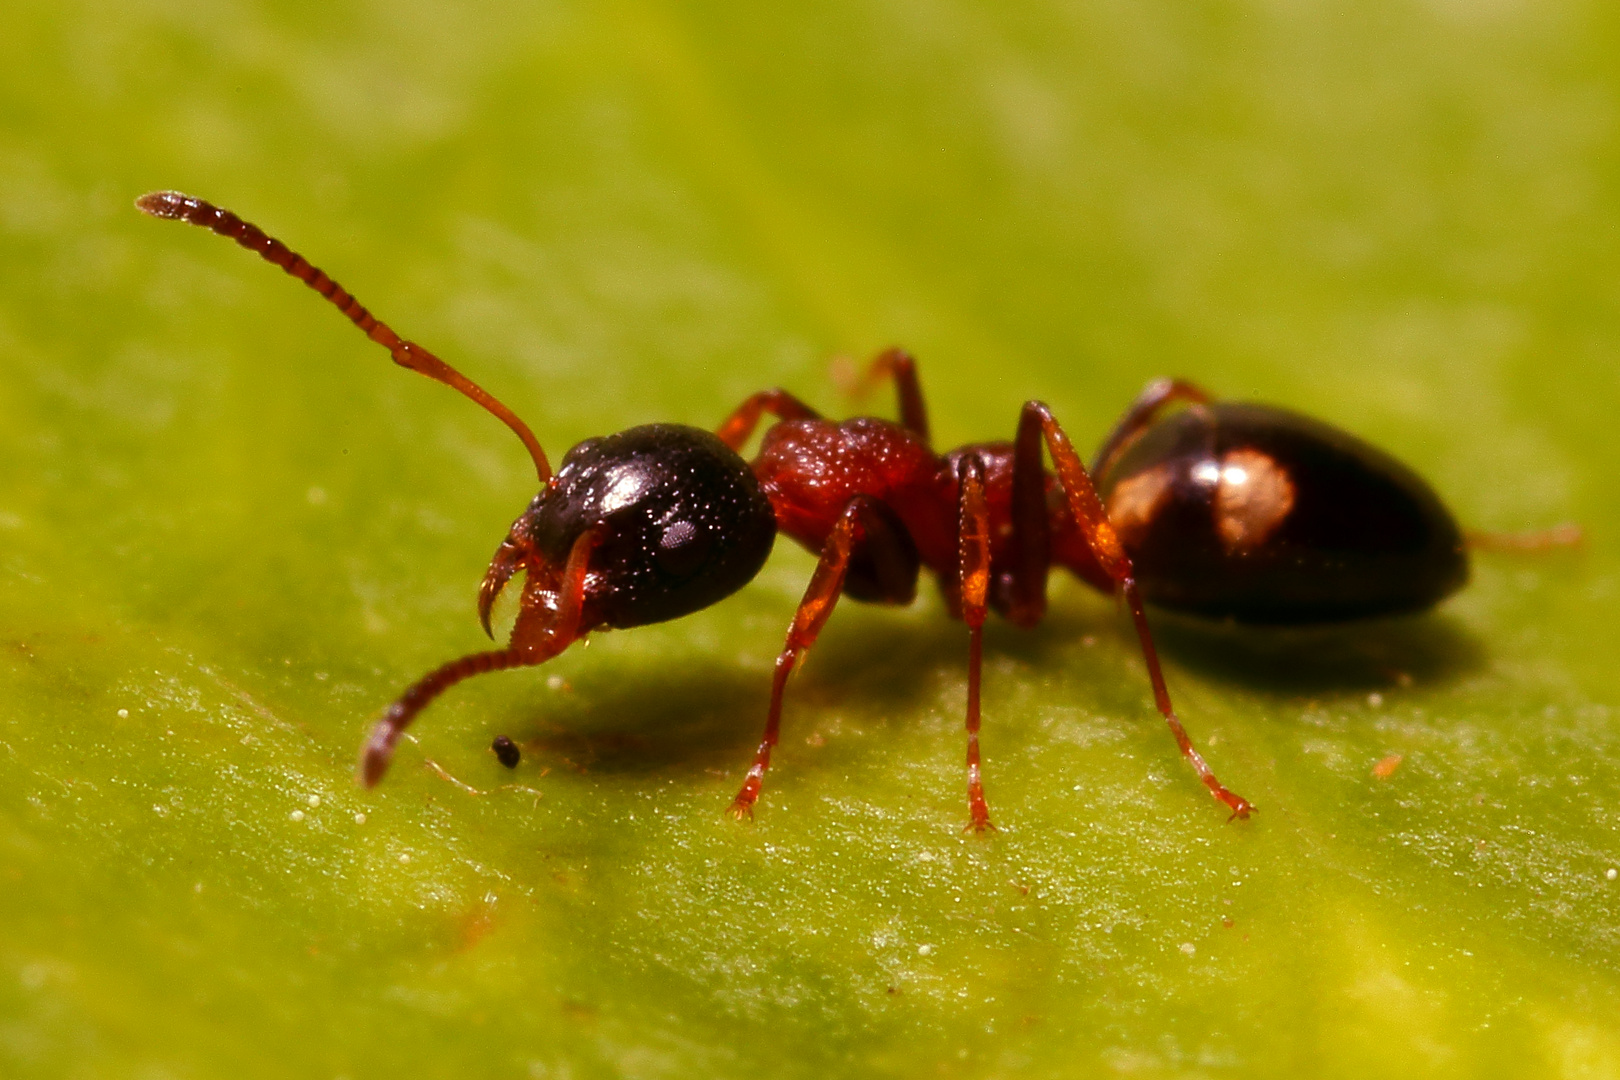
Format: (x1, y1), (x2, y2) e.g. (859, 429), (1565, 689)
(135, 191), (552, 485)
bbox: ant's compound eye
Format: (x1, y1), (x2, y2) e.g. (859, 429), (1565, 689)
(655, 519), (715, 581)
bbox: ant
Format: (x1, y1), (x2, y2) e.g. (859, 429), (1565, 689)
(139, 190), (1533, 830)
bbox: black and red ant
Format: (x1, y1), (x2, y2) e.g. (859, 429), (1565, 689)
(139, 191), (1541, 829)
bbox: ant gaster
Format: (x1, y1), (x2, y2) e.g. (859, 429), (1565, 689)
(138, 191), (1483, 829)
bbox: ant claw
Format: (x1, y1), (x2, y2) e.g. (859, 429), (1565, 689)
(1224, 796), (1255, 822)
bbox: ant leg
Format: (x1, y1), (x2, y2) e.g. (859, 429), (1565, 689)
(358, 527), (600, 786)
(844, 347), (931, 444)
(715, 390), (822, 451)
(1019, 401), (1253, 820)
(843, 500), (922, 604)
(729, 497), (885, 818)
(1092, 378), (1213, 477)
(956, 454), (995, 832)
(1001, 401), (1054, 628)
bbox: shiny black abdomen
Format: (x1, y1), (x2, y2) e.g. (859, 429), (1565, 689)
(526, 424), (777, 630)
(1095, 404), (1469, 624)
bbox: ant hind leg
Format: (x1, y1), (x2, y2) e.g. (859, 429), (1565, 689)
(1092, 378), (1213, 478)
(1018, 401), (1253, 820)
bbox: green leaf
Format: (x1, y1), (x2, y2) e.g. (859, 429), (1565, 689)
(3, 1), (1617, 1076)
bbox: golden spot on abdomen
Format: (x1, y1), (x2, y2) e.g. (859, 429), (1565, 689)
(1213, 447), (1295, 553)
(1105, 463), (1176, 548)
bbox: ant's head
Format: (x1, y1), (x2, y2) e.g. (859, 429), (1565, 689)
(481, 424), (777, 636)
(136, 192), (784, 789)
(131, 193), (778, 639)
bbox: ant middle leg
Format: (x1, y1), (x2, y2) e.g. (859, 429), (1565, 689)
(955, 453), (995, 832)
(728, 496), (914, 818)
(1017, 401), (1253, 820)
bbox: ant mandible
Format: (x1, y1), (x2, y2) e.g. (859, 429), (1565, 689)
(138, 191), (1481, 830)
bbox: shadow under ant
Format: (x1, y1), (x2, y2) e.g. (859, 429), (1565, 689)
(491, 592), (1484, 778)
(811, 597), (1487, 702)
(481, 612), (1090, 767)
(1147, 609), (1486, 696)
(498, 606), (967, 775)
(503, 663), (763, 776)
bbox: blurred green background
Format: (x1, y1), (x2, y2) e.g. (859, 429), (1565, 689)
(3, 1), (1618, 1077)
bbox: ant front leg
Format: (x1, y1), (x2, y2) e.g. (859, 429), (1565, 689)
(844, 347), (931, 444)
(1092, 378), (1213, 477)
(729, 496), (897, 819)
(715, 389), (822, 451)
(956, 454), (995, 832)
(358, 527), (601, 786)
(1018, 401), (1253, 821)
